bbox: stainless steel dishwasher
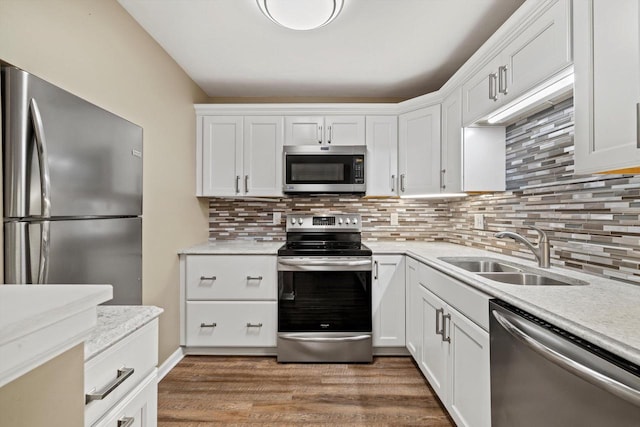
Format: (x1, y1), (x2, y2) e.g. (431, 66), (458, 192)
(490, 300), (640, 427)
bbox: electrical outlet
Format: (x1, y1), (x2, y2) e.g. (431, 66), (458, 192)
(474, 214), (485, 230)
(390, 213), (399, 226)
(273, 212), (282, 225)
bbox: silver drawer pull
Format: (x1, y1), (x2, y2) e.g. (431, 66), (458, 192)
(200, 275), (217, 281)
(85, 367), (134, 404)
(246, 322), (263, 328)
(246, 275), (263, 281)
(200, 322), (217, 328)
(118, 417), (135, 427)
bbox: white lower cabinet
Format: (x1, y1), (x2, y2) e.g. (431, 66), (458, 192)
(372, 255), (405, 347)
(405, 257), (421, 358)
(85, 320), (159, 427)
(180, 254), (277, 350)
(410, 259), (491, 427)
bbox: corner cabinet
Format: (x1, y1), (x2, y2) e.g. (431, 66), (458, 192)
(574, 0), (640, 174)
(398, 105), (441, 196)
(409, 258), (491, 427)
(197, 116), (284, 197)
(366, 116), (398, 196)
(285, 115), (365, 146)
(372, 255), (405, 348)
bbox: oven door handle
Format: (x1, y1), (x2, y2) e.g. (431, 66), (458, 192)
(279, 334), (371, 343)
(278, 258), (372, 271)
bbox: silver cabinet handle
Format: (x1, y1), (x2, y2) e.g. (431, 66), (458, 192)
(200, 275), (217, 281)
(318, 125), (322, 144)
(637, 103), (640, 148)
(328, 125), (332, 143)
(246, 322), (263, 328)
(492, 310), (640, 407)
(118, 417), (135, 427)
(374, 260), (379, 280)
(235, 175), (240, 194)
(435, 308), (444, 336)
(441, 314), (451, 343)
(246, 275), (263, 281)
(85, 367), (135, 404)
(200, 322), (217, 328)
(244, 175), (249, 193)
(391, 174), (396, 192)
(400, 174), (406, 192)
(440, 169), (446, 190)
(498, 65), (509, 95)
(29, 99), (52, 284)
(489, 73), (498, 101)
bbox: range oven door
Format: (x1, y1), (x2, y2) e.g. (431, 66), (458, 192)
(277, 256), (372, 362)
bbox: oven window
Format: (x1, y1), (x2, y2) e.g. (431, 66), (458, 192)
(286, 155), (352, 184)
(278, 270), (372, 332)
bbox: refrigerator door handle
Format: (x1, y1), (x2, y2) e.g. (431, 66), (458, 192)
(29, 98), (52, 218)
(38, 221), (51, 284)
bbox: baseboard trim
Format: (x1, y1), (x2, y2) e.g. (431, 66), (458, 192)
(158, 347), (184, 381)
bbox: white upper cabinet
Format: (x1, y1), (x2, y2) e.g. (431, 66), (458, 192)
(574, 0), (640, 174)
(198, 116), (283, 197)
(441, 88), (463, 193)
(462, 126), (506, 192)
(398, 105), (441, 196)
(462, 0), (572, 125)
(285, 115), (365, 146)
(365, 116), (398, 196)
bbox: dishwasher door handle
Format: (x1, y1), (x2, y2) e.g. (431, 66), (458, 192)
(492, 310), (640, 407)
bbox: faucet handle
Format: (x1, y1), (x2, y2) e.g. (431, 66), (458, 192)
(527, 226), (548, 243)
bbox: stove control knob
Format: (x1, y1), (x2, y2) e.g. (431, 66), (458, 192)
(338, 218), (343, 225)
(290, 218), (296, 225)
(298, 218), (304, 225)
(352, 218), (358, 225)
(345, 218), (351, 225)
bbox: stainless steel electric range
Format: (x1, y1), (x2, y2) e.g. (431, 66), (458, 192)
(277, 214), (373, 363)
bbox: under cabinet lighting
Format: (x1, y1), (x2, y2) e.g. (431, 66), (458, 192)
(487, 68), (574, 124)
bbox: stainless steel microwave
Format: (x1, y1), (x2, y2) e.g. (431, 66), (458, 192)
(283, 145), (366, 194)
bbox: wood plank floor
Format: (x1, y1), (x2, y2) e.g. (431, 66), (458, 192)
(158, 356), (454, 426)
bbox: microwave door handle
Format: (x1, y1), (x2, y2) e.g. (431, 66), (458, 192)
(29, 99), (52, 284)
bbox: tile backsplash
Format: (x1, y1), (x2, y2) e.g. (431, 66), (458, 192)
(208, 98), (639, 285)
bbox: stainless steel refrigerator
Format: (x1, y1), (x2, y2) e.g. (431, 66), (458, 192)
(1, 67), (143, 304)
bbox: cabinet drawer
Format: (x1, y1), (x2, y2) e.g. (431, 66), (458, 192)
(186, 255), (276, 300)
(186, 301), (277, 347)
(85, 320), (158, 426)
(419, 264), (490, 331)
(93, 369), (158, 427)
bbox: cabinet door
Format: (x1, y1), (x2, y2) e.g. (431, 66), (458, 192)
(503, 0), (571, 101)
(447, 306), (490, 427)
(200, 116), (243, 196)
(574, 0), (640, 173)
(405, 258), (420, 358)
(462, 127), (506, 192)
(462, 59), (501, 125)
(372, 255), (405, 347)
(366, 116), (398, 196)
(398, 105), (441, 196)
(243, 116), (284, 196)
(285, 116), (324, 145)
(441, 89), (463, 193)
(417, 285), (448, 402)
(324, 115), (366, 145)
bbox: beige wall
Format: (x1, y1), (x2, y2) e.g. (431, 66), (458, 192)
(0, 0), (209, 364)
(0, 344), (84, 427)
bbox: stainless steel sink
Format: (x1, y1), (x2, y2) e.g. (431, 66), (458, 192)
(439, 257), (523, 273)
(438, 257), (588, 286)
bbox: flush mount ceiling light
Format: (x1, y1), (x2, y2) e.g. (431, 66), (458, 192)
(257, 0), (344, 31)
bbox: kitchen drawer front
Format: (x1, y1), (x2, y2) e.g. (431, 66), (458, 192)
(93, 369), (158, 427)
(186, 255), (276, 300)
(419, 264), (490, 331)
(186, 301), (276, 347)
(85, 320), (158, 426)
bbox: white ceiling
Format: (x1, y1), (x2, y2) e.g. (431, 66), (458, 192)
(118, 0), (525, 100)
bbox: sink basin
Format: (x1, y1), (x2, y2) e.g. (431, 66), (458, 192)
(477, 272), (587, 286)
(439, 257), (523, 273)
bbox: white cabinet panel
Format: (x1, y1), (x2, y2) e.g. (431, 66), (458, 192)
(366, 116), (398, 196)
(405, 257), (421, 358)
(93, 370), (158, 427)
(462, 59), (502, 125)
(574, 0), (640, 173)
(372, 255), (405, 347)
(441, 88), (463, 193)
(285, 116), (324, 145)
(462, 127), (506, 193)
(398, 105), (441, 196)
(243, 116), (283, 196)
(324, 115), (365, 145)
(200, 116), (243, 196)
(418, 284), (448, 400)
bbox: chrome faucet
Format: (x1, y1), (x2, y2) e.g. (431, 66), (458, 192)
(494, 226), (551, 268)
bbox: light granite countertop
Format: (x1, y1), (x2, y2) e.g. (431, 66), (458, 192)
(85, 305), (163, 361)
(179, 239), (640, 366)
